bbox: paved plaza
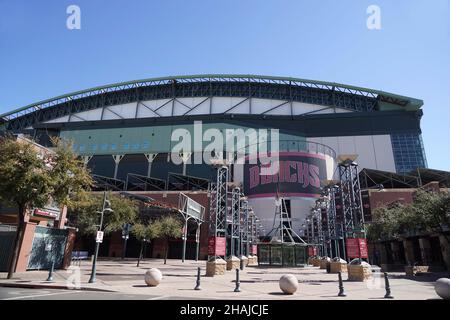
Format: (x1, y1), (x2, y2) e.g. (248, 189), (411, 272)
(0, 259), (447, 300)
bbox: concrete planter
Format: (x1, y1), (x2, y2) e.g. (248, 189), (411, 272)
(405, 265), (446, 277)
(330, 261), (348, 273)
(311, 258), (321, 267)
(239, 256), (248, 269)
(347, 264), (373, 282)
(320, 258), (331, 269)
(206, 258), (227, 277)
(248, 255), (258, 266)
(226, 256), (240, 271)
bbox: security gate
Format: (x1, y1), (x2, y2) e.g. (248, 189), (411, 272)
(27, 226), (68, 270)
(0, 231), (16, 271)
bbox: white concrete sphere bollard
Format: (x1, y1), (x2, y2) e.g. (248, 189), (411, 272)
(145, 268), (163, 287)
(435, 278), (450, 300)
(279, 274), (299, 295)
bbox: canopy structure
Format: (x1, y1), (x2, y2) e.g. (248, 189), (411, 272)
(359, 168), (450, 189)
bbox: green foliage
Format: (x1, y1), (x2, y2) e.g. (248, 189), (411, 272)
(367, 190), (450, 241)
(0, 136), (52, 212)
(67, 193), (139, 235)
(159, 215), (183, 239)
(0, 135), (94, 279)
(48, 137), (93, 207)
(0, 136), (93, 211)
(132, 221), (162, 241)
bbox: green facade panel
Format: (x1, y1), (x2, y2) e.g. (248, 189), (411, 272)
(61, 122), (306, 156)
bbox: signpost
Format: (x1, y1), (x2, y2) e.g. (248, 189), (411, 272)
(96, 231), (104, 243)
(122, 223), (131, 259)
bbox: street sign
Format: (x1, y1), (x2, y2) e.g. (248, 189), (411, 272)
(122, 223), (131, 239)
(308, 246), (318, 257)
(208, 236), (226, 256)
(96, 231), (104, 243)
(345, 238), (368, 259)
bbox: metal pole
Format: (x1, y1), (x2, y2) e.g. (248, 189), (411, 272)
(194, 267), (201, 290)
(195, 222), (201, 262)
(46, 260), (54, 282)
(384, 272), (394, 299)
(338, 271), (346, 297)
(89, 191), (106, 284)
(122, 237), (128, 260)
(182, 217), (188, 263)
(341, 224), (347, 261)
(234, 269), (241, 292)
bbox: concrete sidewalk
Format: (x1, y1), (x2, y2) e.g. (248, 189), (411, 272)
(0, 259), (445, 300)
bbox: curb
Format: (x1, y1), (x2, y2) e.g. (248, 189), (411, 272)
(0, 282), (117, 292)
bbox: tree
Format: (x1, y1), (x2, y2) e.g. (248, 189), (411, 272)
(0, 135), (91, 279)
(158, 215), (182, 264)
(366, 190), (450, 243)
(67, 193), (139, 236)
(48, 137), (93, 208)
(132, 220), (161, 267)
(409, 190), (450, 244)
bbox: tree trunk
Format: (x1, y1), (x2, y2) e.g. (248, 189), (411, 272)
(7, 205), (26, 279)
(137, 240), (144, 267)
(164, 238), (168, 265)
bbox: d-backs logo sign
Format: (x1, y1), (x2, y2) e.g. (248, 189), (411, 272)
(243, 152), (327, 198)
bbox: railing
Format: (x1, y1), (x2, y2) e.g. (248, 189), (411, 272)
(0, 224), (17, 232)
(238, 140), (336, 159)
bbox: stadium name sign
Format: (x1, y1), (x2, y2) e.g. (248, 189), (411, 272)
(243, 152), (326, 198)
(170, 121), (279, 175)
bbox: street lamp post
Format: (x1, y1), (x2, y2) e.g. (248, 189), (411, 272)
(89, 191), (113, 284)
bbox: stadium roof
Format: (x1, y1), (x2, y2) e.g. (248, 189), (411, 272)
(0, 74), (423, 130)
(360, 168), (450, 189)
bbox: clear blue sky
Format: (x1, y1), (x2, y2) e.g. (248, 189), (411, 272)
(1, 0), (449, 171)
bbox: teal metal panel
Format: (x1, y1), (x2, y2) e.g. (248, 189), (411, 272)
(0, 232), (15, 271)
(27, 226), (68, 270)
(61, 123), (306, 156)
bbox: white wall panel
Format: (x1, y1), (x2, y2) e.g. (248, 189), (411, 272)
(354, 135), (377, 170)
(42, 96), (353, 124)
(107, 102), (137, 119)
(70, 108), (102, 122)
(372, 135), (396, 171)
(307, 135), (396, 172)
(45, 115), (70, 123)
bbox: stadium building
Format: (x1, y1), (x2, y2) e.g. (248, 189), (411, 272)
(0, 75), (428, 260)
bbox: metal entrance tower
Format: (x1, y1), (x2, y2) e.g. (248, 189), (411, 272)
(321, 180), (341, 258)
(267, 197), (306, 244)
(337, 155), (366, 239)
(208, 160), (229, 260)
(230, 186), (241, 257)
(240, 197), (249, 257)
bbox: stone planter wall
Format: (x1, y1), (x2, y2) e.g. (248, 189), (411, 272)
(206, 259), (227, 277)
(347, 265), (373, 281)
(226, 256), (240, 271)
(312, 259), (321, 267)
(330, 262), (348, 273)
(319, 260), (330, 269)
